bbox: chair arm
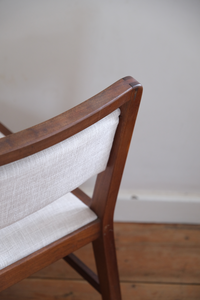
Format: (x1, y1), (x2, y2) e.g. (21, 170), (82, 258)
(0, 76), (141, 166)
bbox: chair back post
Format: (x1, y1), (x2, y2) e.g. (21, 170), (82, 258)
(90, 78), (143, 228)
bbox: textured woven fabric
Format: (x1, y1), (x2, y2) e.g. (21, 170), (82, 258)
(0, 192), (97, 270)
(0, 132), (5, 138)
(0, 109), (120, 229)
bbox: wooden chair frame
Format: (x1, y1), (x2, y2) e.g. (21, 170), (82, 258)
(0, 76), (142, 300)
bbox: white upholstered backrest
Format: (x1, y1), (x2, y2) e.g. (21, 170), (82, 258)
(0, 132), (5, 138)
(0, 109), (120, 229)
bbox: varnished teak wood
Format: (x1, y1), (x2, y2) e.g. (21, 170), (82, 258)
(0, 77), (141, 166)
(64, 253), (101, 293)
(2, 223), (200, 300)
(0, 220), (101, 291)
(32, 223), (200, 285)
(0, 77), (143, 300)
(0, 122), (12, 136)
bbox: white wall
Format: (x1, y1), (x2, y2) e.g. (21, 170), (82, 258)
(0, 1), (200, 213)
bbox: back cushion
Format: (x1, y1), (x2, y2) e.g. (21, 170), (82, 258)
(0, 109), (120, 229)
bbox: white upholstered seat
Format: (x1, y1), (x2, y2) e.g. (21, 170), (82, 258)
(0, 193), (97, 270)
(0, 132), (4, 138)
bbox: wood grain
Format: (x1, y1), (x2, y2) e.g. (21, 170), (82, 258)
(0, 220), (101, 292)
(0, 77), (140, 166)
(1, 223), (200, 299)
(1, 279), (200, 300)
(32, 223), (200, 284)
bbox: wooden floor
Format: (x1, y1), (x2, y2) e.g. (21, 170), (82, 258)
(1, 223), (200, 299)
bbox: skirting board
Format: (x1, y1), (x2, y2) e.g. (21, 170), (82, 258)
(114, 192), (200, 224)
(81, 187), (200, 224)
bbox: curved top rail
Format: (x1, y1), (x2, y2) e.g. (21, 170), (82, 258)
(0, 77), (142, 166)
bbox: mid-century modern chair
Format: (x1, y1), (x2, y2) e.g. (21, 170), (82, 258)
(0, 76), (142, 300)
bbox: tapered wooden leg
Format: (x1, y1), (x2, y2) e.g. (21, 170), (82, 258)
(93, 224), (122, 300)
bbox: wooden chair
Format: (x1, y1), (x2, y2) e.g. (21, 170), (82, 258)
(0, 76), (142, 300)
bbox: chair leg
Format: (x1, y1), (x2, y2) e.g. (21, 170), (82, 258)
(92, 224), (122, 300)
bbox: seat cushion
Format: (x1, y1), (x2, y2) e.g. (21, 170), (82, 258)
(0, 193), (97, 270)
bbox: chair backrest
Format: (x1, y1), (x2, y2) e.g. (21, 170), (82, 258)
(0, 109), (120, 229)
(0, 76), (143, 229)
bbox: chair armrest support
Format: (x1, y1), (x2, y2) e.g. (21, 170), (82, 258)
(71, 188), (92, 207)
(0, 122), (12, 136)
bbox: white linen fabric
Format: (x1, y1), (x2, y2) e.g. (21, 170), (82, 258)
(0, 109), (120, 229)
(0, 109), (120, 269)
(0, 192), (97, 270)
(0, 132), (5, 138)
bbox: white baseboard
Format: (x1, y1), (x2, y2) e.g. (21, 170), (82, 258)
(114, 191), (200, 224)
(81, 187), (200, 224)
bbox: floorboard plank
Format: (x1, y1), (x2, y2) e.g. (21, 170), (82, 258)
(32, 223), (200, 284)
(1, 279), (200, 300)
(1, 223), (200, 299)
